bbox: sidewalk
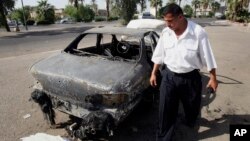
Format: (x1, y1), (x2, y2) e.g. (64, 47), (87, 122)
(211, 20), (250, 32)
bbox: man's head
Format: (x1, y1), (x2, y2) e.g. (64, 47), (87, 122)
(162, 3), (185, 31)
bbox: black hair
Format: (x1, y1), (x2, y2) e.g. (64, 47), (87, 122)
(162, 3), (183, 17)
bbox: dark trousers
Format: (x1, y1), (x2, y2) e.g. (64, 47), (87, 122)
(157, 68), (202, 141)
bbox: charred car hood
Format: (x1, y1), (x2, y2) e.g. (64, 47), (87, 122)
(30, 52), (148, 102)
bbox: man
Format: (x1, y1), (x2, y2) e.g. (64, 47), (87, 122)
(150, 4), (218, 141)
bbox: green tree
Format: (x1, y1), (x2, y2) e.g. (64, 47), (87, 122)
(10, 6), (30, 25)
(64, 5), (78, 20)
(36, 0), (55, 24)
(150, 0), (162, 18)
(0, 0), (15, 32)
(211, 1), (221, 13)
(227, 0), (249, 22)
(78, 5), (95, 22)
(69, 0), (85, 8)
(183, 5), (193, 17)
(64, 5), (95, 22)
(69, 0), (83, 8)
(110, 1), (121, 17)
(191, 0), (200, 17)
(114, 0), (137, 24)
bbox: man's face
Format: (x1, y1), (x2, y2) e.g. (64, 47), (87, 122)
(163, 13), (181, 31)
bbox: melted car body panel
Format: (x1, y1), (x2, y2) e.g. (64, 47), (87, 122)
(30, 27), (159, 140)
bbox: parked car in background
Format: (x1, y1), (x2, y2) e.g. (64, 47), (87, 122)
(126, 19), (165, 35)
(138, 12), (155, 19)
(59, 17), (76, 24)
(215, 12), (226, 19)
(30, 27), (159, 140)
(7, 20), (20, 27)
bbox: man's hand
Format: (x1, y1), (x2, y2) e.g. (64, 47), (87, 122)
(150, 64), (161, 87)
(207, 78), (218, 92)
(150, 73), (157, 87)
(207, 68), (218, 92)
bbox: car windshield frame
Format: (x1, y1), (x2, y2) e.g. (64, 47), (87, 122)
(64, 27), (159, 63)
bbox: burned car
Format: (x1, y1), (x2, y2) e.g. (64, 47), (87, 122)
(30, 27), (159, 140)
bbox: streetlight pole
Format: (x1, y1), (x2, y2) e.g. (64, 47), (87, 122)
(21, 0), (28, 30)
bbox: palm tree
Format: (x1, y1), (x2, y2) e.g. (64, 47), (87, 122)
(211, 1), (221, 13)
(137, 0), (147, 13)
(91, 0), (98, 15)
(69, 0), (84, 8)
(0, 0), (15, 32)
(192, 0), (200, 17)
(150, 0), (162, 18)
(36, 0), (55, 23)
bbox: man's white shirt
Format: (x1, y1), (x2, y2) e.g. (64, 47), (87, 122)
(152, 20), (217, 73)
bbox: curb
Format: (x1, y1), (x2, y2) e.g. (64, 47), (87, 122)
(228, 21), (250, 27)
(0, 25), (94, 38)
(0, 21), (121, 38)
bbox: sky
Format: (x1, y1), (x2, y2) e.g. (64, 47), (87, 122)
(15, 0), (191, 11)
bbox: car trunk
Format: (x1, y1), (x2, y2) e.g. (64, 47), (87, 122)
(30, 52), (137, 103)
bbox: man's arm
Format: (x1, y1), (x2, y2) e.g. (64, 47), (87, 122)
(150, 64), (161, 87)
(198, 31), (218, 92)
(207, 68), (218, 91)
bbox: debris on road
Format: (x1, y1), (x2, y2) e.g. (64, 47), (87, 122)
(20, 133), (69, 141)
(23, 114), (31, 119)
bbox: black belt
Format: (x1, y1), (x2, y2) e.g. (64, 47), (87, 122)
(165, 66), (200, 77)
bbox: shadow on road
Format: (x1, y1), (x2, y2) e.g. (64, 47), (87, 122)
(110, 73), (244, 141)
(50, 73), (244, 141)
(198, 22), (231, 27)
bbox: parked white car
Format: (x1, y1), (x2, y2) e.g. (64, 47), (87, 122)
(138, 12), (155, 19)
(215, 12), (225, 19)
(60, 17), (76, 24)
(126, 19), (165, 35)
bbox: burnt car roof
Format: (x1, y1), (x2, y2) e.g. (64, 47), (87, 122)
(83, 27), (151, 37)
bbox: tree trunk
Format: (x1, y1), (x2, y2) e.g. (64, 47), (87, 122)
(74, 0), (78, 8)
(106, 0), (110, 21)
(141, 3), (143, 13)
(0, 3), (10, 32)
(194, 6), (197, 18)
(140, 0), (145, 13)
(155, 6), (157, 18)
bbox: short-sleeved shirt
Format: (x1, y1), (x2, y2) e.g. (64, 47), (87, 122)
(151, 20), (217, 73)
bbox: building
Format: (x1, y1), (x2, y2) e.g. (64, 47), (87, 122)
(195, 5), (213, 16)
(54, 8), (65, 18)
(97, 9), (107, 17)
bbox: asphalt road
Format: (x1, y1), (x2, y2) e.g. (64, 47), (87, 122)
(0, 21), (118, 58)
(1, 19), (250, 141)
(0, 27), (93, 58)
